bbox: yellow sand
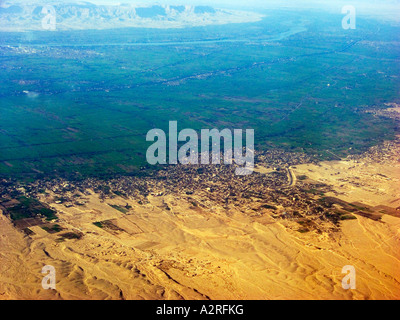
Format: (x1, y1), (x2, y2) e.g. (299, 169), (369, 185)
(1, 187), (399, 300)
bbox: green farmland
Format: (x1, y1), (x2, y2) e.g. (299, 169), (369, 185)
(0, 9), (399, 180)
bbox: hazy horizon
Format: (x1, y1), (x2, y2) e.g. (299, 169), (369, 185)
(3, 0), (400, 20)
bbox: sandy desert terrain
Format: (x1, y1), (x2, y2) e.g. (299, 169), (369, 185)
(1, 137), (400, 300)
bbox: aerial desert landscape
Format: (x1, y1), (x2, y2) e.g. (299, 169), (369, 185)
(1, 130), (399, 300)
(1, 0), (400, 301)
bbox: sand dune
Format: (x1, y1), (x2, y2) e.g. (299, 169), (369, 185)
(1, 183), (399, 300)
(1, 134), (400, 300)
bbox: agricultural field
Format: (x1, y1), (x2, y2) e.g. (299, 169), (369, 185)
(0, 9), (399, 180)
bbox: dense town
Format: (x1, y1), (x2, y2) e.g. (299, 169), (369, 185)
(0, 148), (370, 237)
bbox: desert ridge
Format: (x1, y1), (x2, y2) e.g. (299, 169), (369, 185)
(1, 179), (399, 299)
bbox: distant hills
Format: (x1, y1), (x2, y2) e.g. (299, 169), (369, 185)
(0, 1), (264, 31)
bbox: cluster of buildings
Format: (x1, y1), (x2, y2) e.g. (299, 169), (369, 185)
(0, 149), (346, 234)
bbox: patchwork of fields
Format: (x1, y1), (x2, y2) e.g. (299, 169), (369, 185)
(0, 10), (399, 179)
